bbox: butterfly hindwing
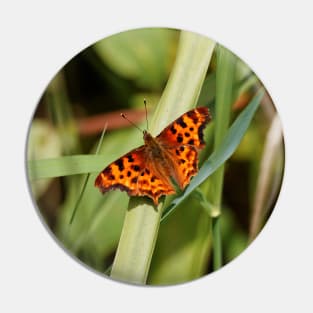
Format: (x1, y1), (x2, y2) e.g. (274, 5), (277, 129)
(168, 145), (199, 189)
(136, 166), (175, 204)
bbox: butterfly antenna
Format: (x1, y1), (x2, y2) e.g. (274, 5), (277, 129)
(121, 113), (143, 133)
(144, 98), (149, 131)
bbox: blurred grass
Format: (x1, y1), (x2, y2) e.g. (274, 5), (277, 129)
(93, 28), (177, 90)
(26, 28), (284, 285)
(27, 119), (62, 198)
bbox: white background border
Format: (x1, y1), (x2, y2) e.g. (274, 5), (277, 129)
(1, 1), (312, 312)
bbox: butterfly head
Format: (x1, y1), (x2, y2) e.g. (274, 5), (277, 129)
(143, 129), (159, 148)
(143, 129), (152, 141)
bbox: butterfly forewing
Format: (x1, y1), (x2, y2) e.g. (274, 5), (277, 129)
(95, 147), (146, 195)
(95, 146), (175, 204)
(156, 107), (211, 148)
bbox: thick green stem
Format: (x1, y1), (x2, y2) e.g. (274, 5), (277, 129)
(110, 31), (215, 284)
(209, 45), (236, 270)
(212, 216), (222, 268)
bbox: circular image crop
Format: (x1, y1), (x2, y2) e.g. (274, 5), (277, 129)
(26, 28), (285, 285)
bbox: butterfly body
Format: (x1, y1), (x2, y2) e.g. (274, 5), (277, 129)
(143, 131), (165, 160)
(95, 107), (211, 205)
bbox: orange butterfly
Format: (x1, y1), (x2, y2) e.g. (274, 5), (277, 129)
(95, 107), (211, 205)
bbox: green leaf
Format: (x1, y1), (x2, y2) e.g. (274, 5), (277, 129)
(27, 155), (105, 180)
(28, 125), (144, 181)
(161, 88), (265, 221)
(69, 124), (107, 225)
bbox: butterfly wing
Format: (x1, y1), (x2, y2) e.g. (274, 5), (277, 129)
(95, 146), (175, 205)
(95, 146), (146, 196)
(156, 107), (211, 189)
(156, 107), (211, 149)
(136, 164), (175, 205)
(167, 145), (199, 189)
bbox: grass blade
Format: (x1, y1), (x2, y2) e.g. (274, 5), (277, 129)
(27, 155), (106, 180)
(68, 124), (107, 225)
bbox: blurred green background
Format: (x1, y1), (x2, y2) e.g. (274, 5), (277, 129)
(27, 28), (284, 285)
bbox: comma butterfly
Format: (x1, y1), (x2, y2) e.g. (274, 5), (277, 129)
(95, 107), (211, 205)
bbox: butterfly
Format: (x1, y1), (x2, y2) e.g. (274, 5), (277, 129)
(95, 107), (211, 205)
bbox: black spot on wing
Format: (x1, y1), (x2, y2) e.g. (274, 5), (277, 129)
(115, 159), (124, 171)
(177, 117), (187, 128)
(170, 125), (177, 134)
(186, 110), (199, 124)
(127, 154), (134, 163)
(131, 177), (138, 183)
(177, 134), (183, 143)
(198, 123), (206, 144)
(132, 165), (140, 172)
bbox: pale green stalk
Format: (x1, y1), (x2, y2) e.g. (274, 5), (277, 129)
(110, 31), (215, 284)
(206, 45), (236, 269)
